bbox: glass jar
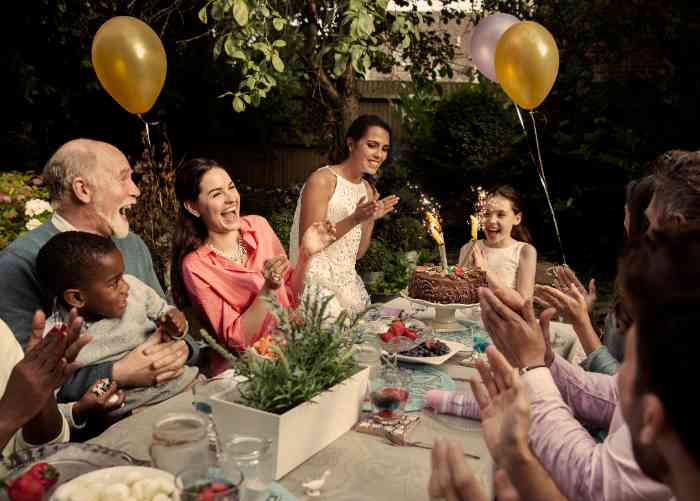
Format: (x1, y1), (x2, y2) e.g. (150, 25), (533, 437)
(220, 435), (273, 501)
(176, 465), (243, 501)
(150, 412), (209, 474)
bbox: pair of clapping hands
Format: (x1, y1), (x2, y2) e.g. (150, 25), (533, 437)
(428, 346), (530, 501)
(429, 284), (573, 501)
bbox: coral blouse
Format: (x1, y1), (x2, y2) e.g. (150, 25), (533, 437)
(182, 215), (296, 373)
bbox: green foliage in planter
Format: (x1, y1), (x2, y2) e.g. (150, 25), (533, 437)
(199, 289), (366, 415)
(0, 172), (52, 250)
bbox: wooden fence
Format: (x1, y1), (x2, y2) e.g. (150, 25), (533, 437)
(195, 81), (469, 187)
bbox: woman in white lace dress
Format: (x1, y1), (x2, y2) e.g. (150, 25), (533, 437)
(289, 115), (400, 318)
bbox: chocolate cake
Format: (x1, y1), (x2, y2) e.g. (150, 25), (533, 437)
(408, 265), (488, 305)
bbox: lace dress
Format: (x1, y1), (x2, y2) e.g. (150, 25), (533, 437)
(289, 166), (371, 319)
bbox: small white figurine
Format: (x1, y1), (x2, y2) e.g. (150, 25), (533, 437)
(301, 470), (331, 497)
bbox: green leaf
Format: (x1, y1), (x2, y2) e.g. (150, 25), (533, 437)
(233, 96), (246, 112)
(402, 35), (411, 48)
(232, 0), (249, 26)
(224, 36), (235, 58)
(272, 17), (285, 31)
(271, 52), (285, 72)
(272, 39), (287, 48)
(213, 36), (225, 60)
(358, 12), (374, 37)
(333, 52), (349, 77)
(260, 5), (270, 17)
(198, 5), (208, 24)
(376, 0), (389, 11)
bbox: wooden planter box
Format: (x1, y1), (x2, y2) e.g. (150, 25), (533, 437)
(209, 367), (370, 480)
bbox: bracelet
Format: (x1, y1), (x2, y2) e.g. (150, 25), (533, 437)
(518, 364), (547, 375)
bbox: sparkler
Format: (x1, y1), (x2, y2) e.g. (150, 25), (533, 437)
(408, 184), (449, 273)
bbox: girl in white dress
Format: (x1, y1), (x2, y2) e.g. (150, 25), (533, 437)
(458, 186), (537, 299)
(289, 115), (400, 318)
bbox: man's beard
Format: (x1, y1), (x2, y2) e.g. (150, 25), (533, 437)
(96, 208), (129, 238)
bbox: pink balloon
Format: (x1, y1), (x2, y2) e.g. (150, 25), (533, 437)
(470, 13), (520, 82)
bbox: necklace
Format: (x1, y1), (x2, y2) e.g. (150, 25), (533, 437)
(207, 237), (248, 264)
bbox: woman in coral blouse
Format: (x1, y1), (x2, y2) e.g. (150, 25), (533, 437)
(171, 158), (335, 374)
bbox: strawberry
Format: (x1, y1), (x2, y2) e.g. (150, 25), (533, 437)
(390, 320), (406, 334)
(6, 473), (47, 501)
(401, 329), (417, 341)
(209, 483), (228, 493)
(28, 464), (58, 490)
(380, 331), (396, 343)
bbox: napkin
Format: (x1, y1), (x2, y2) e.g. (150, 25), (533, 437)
(424, 390), (481, 420)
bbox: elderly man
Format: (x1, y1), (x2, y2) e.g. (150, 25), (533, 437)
(0, 139), (196, 401)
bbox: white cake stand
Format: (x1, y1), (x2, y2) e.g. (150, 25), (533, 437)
(402, 294), (480, 332)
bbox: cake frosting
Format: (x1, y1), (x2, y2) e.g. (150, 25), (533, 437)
(408, 264), (488, 305)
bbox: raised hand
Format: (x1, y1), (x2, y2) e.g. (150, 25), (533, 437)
(370, 195), (399, 221)
(262, 255), (289, 291)
(159, 308), (188, 340)
(300, 221), (337, 257)
(479, 288), (555, 368)
(470, 244), (488, 271)
(428, 438), (489, 501)
(470, 347), (531, 466)
(350, 196), (380, 225)
(1, 310), (90, 425)
(552, 265), (597, 312)
(534, 284), (591, 328)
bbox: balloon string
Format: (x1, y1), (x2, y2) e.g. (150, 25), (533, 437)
(513, 104), (567, 265)
(138, 114), (153, 151)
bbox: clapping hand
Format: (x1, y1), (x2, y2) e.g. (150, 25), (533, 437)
(479, 288), (556, 368)
(470, 245), (487, 271)
(2, 309), (91, 424)
(552, 266), (597, 312)
(428, 438), (521, 501)
(534, 284), (591, 329)
(371, 195), (399, 221)
(470, 347), (531, 467)
(262, 255), (289, 291)
(300, 221), (337, 258)
(159, 308), (188, 340)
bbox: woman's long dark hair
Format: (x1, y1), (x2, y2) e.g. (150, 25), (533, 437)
(339, 114), (392, 191)
(487, 186), (533, 244)
(171, 158), (221, 308)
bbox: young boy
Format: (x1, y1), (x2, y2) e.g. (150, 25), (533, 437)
(36, 231), (199, 415)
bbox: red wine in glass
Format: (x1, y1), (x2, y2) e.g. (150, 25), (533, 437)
(371, 387), (409, 421)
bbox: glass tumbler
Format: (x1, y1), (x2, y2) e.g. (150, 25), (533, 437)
(369, 366), (411, 424)
(220, 435), (274, 501)
(150, 412), (209, 474)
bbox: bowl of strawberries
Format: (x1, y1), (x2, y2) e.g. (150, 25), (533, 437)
(376, 319), (433, 357)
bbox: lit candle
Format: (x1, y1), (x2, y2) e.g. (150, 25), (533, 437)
(424, 210), (449, 272)
(470, 215), (478, 241)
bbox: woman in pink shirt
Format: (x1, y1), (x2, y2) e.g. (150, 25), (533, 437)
(171, 158), (336, 375)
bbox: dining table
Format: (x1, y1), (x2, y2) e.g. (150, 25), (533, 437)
(88, 297), (585, 500)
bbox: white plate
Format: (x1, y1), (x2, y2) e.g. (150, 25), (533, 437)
(363, 317), (430, 335)
(393, 338), (468, 366)
(50, 466), (174, 501)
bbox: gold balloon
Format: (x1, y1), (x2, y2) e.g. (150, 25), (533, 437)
(92, 16), (167, 114)
(495, 21), (559, 110)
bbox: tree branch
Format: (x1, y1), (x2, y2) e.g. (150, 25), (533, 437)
(303, 0), (339, 106)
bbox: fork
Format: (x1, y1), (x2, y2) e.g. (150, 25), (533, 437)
(383, 430), (480, 459)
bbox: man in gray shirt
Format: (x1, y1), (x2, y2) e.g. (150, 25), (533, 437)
(0, 139), (197, 401)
